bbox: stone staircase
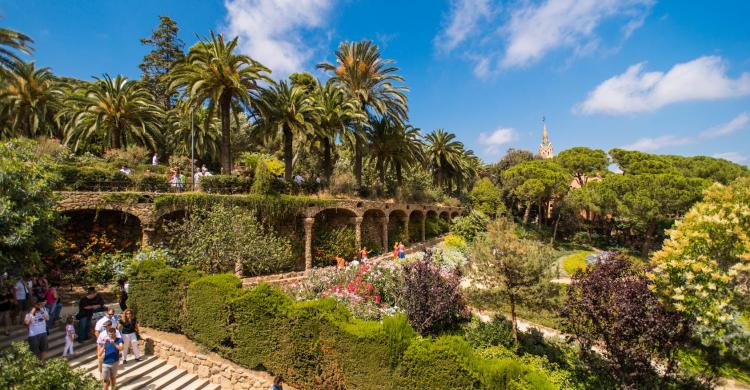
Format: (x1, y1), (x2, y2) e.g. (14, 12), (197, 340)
(2, 322), (220, 390)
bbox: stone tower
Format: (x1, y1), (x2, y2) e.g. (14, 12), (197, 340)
(538, 118), (554, 159)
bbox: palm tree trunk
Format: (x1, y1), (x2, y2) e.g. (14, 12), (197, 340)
(322, 136), (333, 188)
(111, 125), (121, 149)
(283, 125), (293, 182)
(354, 136), (363, 188)
(220, 93), (232, 174)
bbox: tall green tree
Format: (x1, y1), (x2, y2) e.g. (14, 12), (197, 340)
(313, 80), (364, 187)
(424, 129), (464, 194)
(254, 80), (319, 181)
(139, 16), (184, 110)
(0, 61), (61, 138)
(556, 146), (609, 187)
(170, 32), (270, 173)
(165, 102), (221, 163)
(470, 219), (555, 343)
(502, 159), (570, 224)
(0, 27), (32, 69)
(317, 40), (408, 188)
(601, 173), (708, 257)
(367, 116), (424, 190)
(60, 74), (164, 151)
(0, 139), (59, 275)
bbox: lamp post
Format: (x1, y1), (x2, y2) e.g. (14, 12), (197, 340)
(190, 109), (195, 190)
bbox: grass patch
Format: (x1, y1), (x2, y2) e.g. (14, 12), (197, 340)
(677, 348), (750, 385)
(561, 250), (594, 276)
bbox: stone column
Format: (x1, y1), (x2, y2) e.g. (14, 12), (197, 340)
(354, 216), (363, 249)
(404, 215), (410, 244)
(382, 216), (389, 252)
(304, 217), (315, 271)
(141, 226), (156, 248)
(420, 214), (426, 242)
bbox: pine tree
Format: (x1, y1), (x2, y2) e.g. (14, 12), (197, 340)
(139, 16), (184, 110)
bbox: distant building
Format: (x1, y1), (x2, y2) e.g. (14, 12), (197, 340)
(538, 119), (554, 159)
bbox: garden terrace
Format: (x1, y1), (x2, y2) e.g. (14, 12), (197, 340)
(56, 191), (465, 270)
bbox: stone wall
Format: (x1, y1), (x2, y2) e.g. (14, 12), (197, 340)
(139, 328), (288, 390)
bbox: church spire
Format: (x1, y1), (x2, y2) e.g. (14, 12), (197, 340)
(539, 116), (554, 159)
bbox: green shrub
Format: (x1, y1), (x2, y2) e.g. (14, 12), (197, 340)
(450, 210), (490, 242)
(202, 174), (252, 194)
(313, 226), (358, 266)
(185, 274), (242, 352)
(137, 174), (170, 192)
(55, 165), (134, 191)
(464, 316), (517, 350)
(383, 314), (417, 369)
(128, 260), (200, 332)
(251, 160), (272, 194)
(0, 341), (99, 389)
(394, 336), (481, 389)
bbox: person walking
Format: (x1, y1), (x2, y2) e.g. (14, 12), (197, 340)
(398, 241), (406, 259)
(392, 243), (398, 260)
(95, 308), (117, 339)
(97, 319), (122, 376)
(25, 299), (49, 365)
(77, 287), (104, 342)
(44, 283), (58, 330)
(118, 309), (142, 364)
(0, 284), (12, 336)
(272, 376), (284, 390)
(193, 167), (203, 190)
(360, 247), (369, 262)
(99, 328), (123, 390)
(117, 279), (128, 311)
(14, 276), (29, 325)
(63, 315), (76, 357)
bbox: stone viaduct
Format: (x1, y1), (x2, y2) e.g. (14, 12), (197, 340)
(56, 191), (466, 270)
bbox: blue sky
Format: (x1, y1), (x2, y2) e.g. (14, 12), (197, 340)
(2, 0), (749, 165)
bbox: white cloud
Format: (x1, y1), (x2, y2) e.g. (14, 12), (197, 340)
(577, 56), (750, 115)
(435, 0), (493, 54)
(700, 112), (749, 139)
(223, 0), (333, 77)
(621, 135), (692, 152)
(501, 0), (652, 68)
(478, 127), (517, 156)
(713, 152), (748, 164)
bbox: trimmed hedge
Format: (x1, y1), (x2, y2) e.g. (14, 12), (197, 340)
(55, 165), (134, 191)
(128, 260), (200, 332)
(185, 274), (242, 352)
(137, 174), (170, 192)
(131, 262), (560, 389)
(201, 175), (252, 194)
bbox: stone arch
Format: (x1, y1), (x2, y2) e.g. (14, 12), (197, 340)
(59, 209), (144, 254)
(362, 208), (387, 254)
(312, 208), (359, 266)
(438, 211), (451, 234)
(388, 209), (409, 247)
(451, 211), (460, 219)
(408, 210), (425, 243)
(425, 210), (440, 240)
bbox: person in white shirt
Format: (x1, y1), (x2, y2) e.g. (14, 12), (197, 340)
(193, 167), (203, 190)
(201, 165), (212, 177)
(63, 315), (76, 357)
(294, 174), (304, 185)
(25, 300), (49, 364)
(119, 165), (132, 176)
(152, 153), (158, 166)
(14, 277), (29, 324)
(95, 308), (117, 338)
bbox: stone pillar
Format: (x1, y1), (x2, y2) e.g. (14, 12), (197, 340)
(382, 216), (389, 252)
(420, 214), (426, 242)
(354, 216), (363, 249)
(141, 226), (156, 248)
(404, 215), (410, 244)
(304, 217), (315, 271)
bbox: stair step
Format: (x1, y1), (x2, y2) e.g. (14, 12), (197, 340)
(145, 366), (189, 390)
(158, 370), (202, 390)
(119, 361), (177, 389)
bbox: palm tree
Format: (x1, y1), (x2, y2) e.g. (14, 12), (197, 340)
(254, 80), (319, 181)
(456, 149), (481, 194)
(60, 74), (164, 151)
(165, 102), (221, 163)
(0, 61), (61, 138)
(424, 129), (464, 194)
(313, 80), (365, 187)
(170, 32), (270, 174)
(367, 116), (424, 189)
(0, 27), (32, 69)
(317, 40), (408, 188)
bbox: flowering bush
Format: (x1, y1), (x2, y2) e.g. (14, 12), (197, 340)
(313, 227), (358, 267)
(293, 261), (404, 320)
(400, 252), (469, 335)
(432, 242), (468, 271)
